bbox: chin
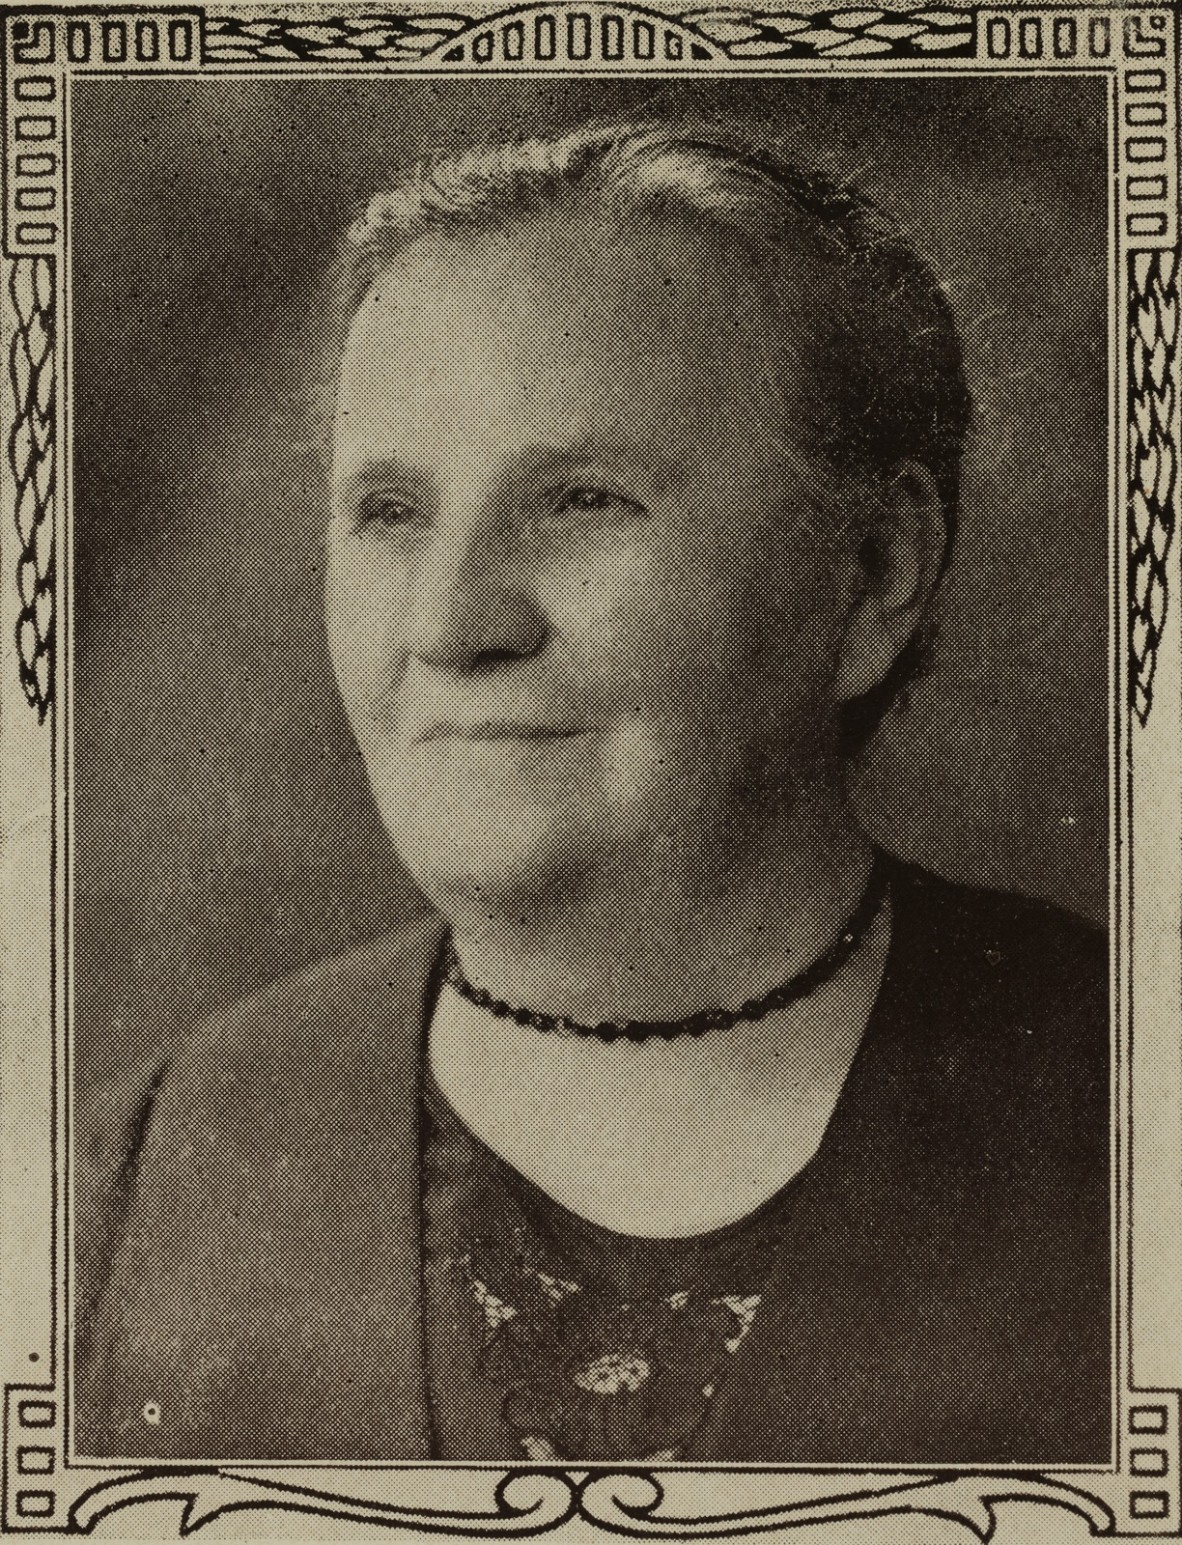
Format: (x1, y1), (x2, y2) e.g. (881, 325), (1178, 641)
(390, 814), (606, 925)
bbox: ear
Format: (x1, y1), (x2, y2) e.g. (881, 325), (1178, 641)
(831, 461), (950, 705)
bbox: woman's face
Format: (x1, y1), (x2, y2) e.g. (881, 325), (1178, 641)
(326, 213), (859, 921)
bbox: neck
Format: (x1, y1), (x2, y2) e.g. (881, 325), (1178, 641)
(444, 786), (875, 1026)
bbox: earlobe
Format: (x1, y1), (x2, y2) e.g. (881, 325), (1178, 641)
(831, 461), (949, 705)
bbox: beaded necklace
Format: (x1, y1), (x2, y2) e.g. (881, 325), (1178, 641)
(440, 855), (888, 1044)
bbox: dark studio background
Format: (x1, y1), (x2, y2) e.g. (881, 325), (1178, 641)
(73, 74), (1109, 1087)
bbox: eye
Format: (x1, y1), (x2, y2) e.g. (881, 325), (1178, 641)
(548, 485), (644, 523)
(352, 493), (417, 532)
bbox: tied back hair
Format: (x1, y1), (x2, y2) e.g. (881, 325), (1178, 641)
(328, 116), (973, 752)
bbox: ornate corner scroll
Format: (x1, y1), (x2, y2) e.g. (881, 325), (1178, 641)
(60, 1467), (1119, 1540)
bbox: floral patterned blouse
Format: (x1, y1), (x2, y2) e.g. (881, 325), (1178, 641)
(421, 1074), (804, 1462)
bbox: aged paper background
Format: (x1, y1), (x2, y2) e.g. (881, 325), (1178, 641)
(2, 1), (1180, 1540)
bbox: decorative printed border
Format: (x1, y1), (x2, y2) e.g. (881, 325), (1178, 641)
(197, 4), (978, 61)
(202, 9), (468, 60)
(1130, 248), (1179, 725)
(2, 5), (1179, 1540)
(684, 5), (975, 57)
(63, 1468), (1120, 1538)
(7, 254), (53, 722)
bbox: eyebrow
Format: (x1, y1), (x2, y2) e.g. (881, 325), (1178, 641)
(332, 456), (428, 502)
(333, 436), (683, 500)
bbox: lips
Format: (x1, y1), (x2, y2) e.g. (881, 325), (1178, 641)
(414, 722), (588, 744)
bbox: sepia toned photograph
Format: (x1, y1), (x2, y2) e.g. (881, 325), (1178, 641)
(0, 4), (1179, 1540)
(74, 69), (1113, 1465)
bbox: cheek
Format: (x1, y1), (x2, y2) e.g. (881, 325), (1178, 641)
(539, 534), (765, 723)
(537, 541), (691, 727)
(748, 565), (840, 683)
(554, 528), (832, 717)
(557, 593), (698, 723)
(539, 539), (644, 635)
(642, 557), (843, 757)
(324, 538), (407, 723)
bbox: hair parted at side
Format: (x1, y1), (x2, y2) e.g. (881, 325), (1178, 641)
(333, 116), (973, 750)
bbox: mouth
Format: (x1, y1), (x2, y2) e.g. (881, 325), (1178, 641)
(415, 723), (589, 745)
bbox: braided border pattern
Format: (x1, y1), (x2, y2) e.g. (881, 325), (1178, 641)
(202, 12), (471, 60)
(1130, 248), (1179, 728)
(9, 256), (55, 723)
(683, 6), (974, 56)
(201, 5), (975, 61)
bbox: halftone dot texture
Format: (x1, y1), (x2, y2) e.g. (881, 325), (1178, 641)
(72, 74), (1108, 1089)
(69, 77), (1111, 1467)
(75, 863), (1111, 1462)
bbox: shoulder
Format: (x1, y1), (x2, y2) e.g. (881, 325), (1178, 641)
(166, 907), (444, 1096)
(77, 911), (444, 1233)
(891, 853), (1105, 946)
(884, 853), (1106, 1033)
(876, 852), (1109, 1178)
(191, 909), (443, 1054)
(77, 915), (443, 1458)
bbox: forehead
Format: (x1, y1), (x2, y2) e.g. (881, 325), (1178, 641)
(333, 212), (807, 474)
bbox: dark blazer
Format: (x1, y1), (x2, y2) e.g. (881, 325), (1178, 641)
(76, 857), (1111, 1464)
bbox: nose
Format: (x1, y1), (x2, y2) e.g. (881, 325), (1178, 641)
(405, 521), (547, 674)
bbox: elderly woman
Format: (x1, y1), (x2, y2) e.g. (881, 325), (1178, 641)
(79, 117), (1109, 1465)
